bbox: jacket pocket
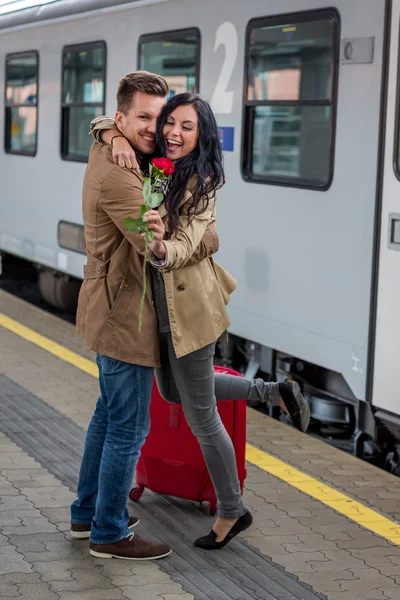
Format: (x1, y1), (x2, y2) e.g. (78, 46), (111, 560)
(210, 259), (237, 305)
(106, 277), (136, 326)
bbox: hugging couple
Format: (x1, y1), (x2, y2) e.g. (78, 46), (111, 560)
(70, 70), (310, 561)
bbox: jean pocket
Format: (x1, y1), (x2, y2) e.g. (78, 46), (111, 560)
(97, 354), (118, 374)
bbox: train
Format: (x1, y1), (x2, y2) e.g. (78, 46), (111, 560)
(1, 0), (400, 469)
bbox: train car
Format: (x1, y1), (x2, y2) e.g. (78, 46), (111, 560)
(0, 0), (399, 467)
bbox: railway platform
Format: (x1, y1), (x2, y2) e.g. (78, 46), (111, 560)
(1, 288), (400, 600)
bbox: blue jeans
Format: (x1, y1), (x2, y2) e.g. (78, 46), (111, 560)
(71, 354), (154, 544)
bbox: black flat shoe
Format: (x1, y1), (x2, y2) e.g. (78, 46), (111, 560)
(278, 381), (310, 433)
(194, 511), (253, 550)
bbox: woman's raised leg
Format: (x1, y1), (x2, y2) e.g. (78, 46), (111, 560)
(162, 333), (252, 547)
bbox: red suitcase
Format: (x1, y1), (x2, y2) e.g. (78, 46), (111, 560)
(129, 365), (247, 514)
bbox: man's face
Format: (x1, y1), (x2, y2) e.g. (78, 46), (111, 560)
(115, 91), (166, 155)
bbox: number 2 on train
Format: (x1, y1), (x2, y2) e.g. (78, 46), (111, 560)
(211, 22), (238, 115)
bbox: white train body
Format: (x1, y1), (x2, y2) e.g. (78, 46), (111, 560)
(1, 0), (400, 451)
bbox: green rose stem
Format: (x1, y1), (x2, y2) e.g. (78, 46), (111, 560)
(123, 163), (168, 331)
(138, 233), (149, 332)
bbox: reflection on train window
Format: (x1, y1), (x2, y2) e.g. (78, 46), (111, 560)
(138, 29), (200, 95)
(61, 41), (106, 162)
(5, 51), (38, 156)
(243, 10), (339, 189)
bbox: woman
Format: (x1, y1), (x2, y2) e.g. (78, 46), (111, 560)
(92, 93), (310, 549)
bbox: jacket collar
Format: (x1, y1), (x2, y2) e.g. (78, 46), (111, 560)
(157, 188), (192, 220)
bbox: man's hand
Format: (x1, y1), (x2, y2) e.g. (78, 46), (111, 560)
(143, 210), (166, 259)
(112, 137), (141, 171)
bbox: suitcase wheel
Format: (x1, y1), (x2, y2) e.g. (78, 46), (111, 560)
(206, 504), (217, 517)
(129, 486), (144, 502)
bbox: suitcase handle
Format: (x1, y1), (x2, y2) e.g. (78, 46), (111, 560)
(169, 405), (181, 430)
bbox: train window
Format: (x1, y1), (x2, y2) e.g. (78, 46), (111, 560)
(138, 29), (200, 94)
(61, 41), (106, 162)
(58, 221), (85, 254)
(5, 51), (38, 156)
(242, 10), (339, 189)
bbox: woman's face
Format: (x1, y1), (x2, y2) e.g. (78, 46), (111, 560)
(163, 104), (199, 160)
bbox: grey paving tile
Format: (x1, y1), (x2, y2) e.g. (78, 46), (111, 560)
(198, 567), (274, 600)
(330, 567), (397, 592)
(336, 532), (395, 550)
(120, 583), (190, 600)
(169, 570), (237, 600)
(157, 596), (193, 600)
(40, 507), (71, 525)
(16, 582), (60, 600)
(0, 547), (21, 556)
(0, 572), (41, 584)
(22, 544), (85, 564)
(56, 523), (71, 533)
(109, 567), (177, 587)
(19, 486), (75, 509)
(0, 582), (19, 597)
(50, 567), (115, 593)
(0, 469), (50, 484)
(282, 533), (343, 553)
(57, 590), (124, 600)
(0, 546), (32, 576)
(8, 532), (66, 553)
(0, 496), (34, 513)
(0, 486), (19, 497)
(1, 516), (58, 536)
(32, 559), (85, 582)
(327, 591), (392, 600)
(378, 588), (400, 600)
(0, 454), (40, 469)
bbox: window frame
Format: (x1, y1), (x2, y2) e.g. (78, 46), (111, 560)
(137, 27), (201, 92)
(241, 8), (341, 190)
(60, 40), (107, 163)
(393, 16), (400, 181)
(4, 49), (39, 157)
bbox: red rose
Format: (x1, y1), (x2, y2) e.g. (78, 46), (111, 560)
(152, 157), (175, 176)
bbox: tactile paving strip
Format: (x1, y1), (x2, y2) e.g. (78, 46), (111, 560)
(0, 374), (325, 600)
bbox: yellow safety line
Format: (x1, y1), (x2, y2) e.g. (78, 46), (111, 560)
(0, 313), (98, 378)
(246, 444), (400, 545)
(1, 310), (400, 545)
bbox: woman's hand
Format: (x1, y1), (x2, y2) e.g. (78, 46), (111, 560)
(112, 137), (141, 171)
(143, 210), (166, 259)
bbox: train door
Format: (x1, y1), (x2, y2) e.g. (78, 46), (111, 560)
(372, 0), (400, 420)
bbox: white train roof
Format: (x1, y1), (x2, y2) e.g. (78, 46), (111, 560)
(0, 0), (155, 31)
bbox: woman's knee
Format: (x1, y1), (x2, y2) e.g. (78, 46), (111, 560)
(185, 404), (223, 437)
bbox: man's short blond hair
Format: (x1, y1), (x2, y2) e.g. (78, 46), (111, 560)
(117, 70), (169, 114)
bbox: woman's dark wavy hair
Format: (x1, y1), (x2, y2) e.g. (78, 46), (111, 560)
(155, 93), (224, 233)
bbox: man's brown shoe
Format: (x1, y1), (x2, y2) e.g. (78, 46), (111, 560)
(71, 516), (139, 539)
(89, 533), (171, 560)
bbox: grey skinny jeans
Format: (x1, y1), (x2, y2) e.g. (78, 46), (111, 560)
(156, 333), (258, 519)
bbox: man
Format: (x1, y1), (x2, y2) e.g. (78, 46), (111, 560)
(70, 72), (173, 561)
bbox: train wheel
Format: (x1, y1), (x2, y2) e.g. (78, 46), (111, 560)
(38, 270), (81, 313)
